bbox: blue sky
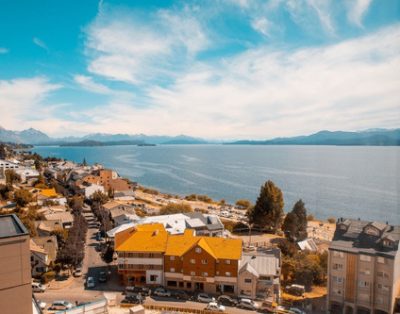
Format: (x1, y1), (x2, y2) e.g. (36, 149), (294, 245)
(0, 0), (399, 139)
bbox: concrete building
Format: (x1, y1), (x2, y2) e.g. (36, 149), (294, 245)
(328, 218), (400, 314)
(238, 248), (281, 301)
(0, 214), (32, 314)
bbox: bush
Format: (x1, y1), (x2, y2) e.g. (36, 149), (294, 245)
(307, 214), (315, 221)
(160, 203), (192, 215)
(232, 221), (249, 233)
(235, 199), (252, 209)
(327, 217), (336, 224)
(41, 271), (56, 283)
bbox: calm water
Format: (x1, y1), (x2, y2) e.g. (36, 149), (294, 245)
(33, 145), (400, 223)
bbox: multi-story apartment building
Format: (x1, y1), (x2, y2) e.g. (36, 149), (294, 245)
(115, 224), (242, 295)
(328, 218), (400, 314)
(164, 229), (242, 294)
(0, 214), (32, 314)
(115, 223), (168, 286)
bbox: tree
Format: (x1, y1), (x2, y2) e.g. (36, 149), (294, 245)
(82, 158), (87, 166)
(5, 169), (21, 185)
(14, 189), (33, 208)
(248, 180), (284, 233)
(68, 195), (84, 214)
(235, 199), (252, 209)
(159, 203), (193, 215)
(91, 191), (109, 205)
(0, 144), (7, 159)
(282, 199), (308, 242)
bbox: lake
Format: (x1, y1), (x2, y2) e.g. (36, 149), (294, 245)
(32, 145), (400, 223)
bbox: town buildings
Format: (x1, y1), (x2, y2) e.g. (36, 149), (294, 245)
(115, 224), (242, 295)
(0, 214), (32, 314)
(327, 218), (400, 314)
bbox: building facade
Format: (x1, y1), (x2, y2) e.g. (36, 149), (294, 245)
(115, 224), (242, 294)
(0, 214), (32, 314)
(328, 218), (400, 314)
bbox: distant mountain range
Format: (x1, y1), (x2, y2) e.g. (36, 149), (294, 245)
(0, 126), (209, 145)
(1, 126), (399, 146)
(228, 129), (400, 146)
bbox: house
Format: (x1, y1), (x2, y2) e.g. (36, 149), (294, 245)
(0, 214), (33, 314)
(44, 212), (74, 229)
(0, 159), (20, 170)
(15, 168), (39, 183)
(327, 218), (400, 314)
(82, 169), (133, 193)
(115, 224), (242, 295)
(82, 183), (105, 198)
(36, 220), (63, 236)
(297, 238), (318, 252)
(114, 190), (135, 201)
(30, 236), (58, 277)
(238, 248), (281, 301)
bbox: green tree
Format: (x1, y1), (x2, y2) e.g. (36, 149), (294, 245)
(248, 180), (284, 233)
(91, 191), (109, 205)
(159, 203), (192, 215)
(282, 199), (308, 241)
(82, 158), (87, 166)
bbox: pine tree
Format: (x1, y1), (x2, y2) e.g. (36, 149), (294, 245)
(248, 180), (284, 233)
(283, 199), (308, 241)
(82, 158), (87, 166)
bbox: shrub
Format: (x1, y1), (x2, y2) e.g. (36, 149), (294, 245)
(327, 217), (336, 224)
(307, 214), (315, 221)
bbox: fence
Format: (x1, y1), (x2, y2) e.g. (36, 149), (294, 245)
(143, 304), (221, 314)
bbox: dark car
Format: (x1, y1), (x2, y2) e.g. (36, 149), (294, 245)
(126, 286), (151, 296)
(171, 290), (190, 300)
(217, 295), (238, 306)
(121, 294), (144, 305)
(98, 271), (107, 283)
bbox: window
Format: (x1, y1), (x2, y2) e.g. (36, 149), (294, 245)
(225, 272), (231, 276)
(225, 259), (231, 264)
(358, 281), (370, 288)
(332, 276), (343, 284)
(360, 269), (370, 275)
(360, 254), (371, 262)
(150, 275), (158, 282)
(202, 272), (208, 277)
(170, 256), (175, 261)
(377, 271), (388, 278)
(190, 271), (196, 276)
(190, 259), (196, 264)
(244, 278), (252, 283)
(333, 251), (344, 258)
(195, 247), (202, 253)
(170, 268), (175, 272)
(334, 289), (342, 295)
(201, 259), (208, 264)
(377, 256), (385, 264)
(333, 263), (343, 270)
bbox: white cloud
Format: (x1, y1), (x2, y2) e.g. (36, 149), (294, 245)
(346, 0), (372, 27)
(251, 17), (272, 37)
(0, 47), (8, 54)
(85, 7), (208, 84)
(0, 77), (60, 131)
(74, 74), (112, 94)
(33, 37), (48, 51)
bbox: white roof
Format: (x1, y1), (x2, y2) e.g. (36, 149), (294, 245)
(297, 238), (318, 252)
(240, 254), (280, 277)
(186, 218), (205, 228)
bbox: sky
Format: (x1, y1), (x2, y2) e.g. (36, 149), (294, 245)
(0, 0), (399, 140)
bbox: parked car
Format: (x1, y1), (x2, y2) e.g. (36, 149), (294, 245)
(205, 301), (225, 312)
(86, 276), (95, 288)
(197, 293), (214, 303)
(73, 268), (82, 277)
(153, 287), (171, 297)
(98, 271), (107, 283)
(285, 284), (305, 296)
(37, 300), (46, 310)
(32, 282), (46, 293)
(48, 300), (73, 311)
(171, 290), (190, 300)
(121, 294), (144, 305)
(237, 298), (259, 310)
(217, 295), (238, 306)
(289, 307), (306, 314)
(126, 286), (151, 296)
(259, 300), (278, 313)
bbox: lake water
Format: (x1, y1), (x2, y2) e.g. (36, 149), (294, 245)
(32, 145), (400, 223)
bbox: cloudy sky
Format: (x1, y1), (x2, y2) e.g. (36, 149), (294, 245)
(0, 0), (399, 139)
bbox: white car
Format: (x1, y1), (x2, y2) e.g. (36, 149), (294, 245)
(197, 293), (214, 303)
(238, 298), (259, 310)
(49, 300), (73, 311)
(205, 302), (225, 312)
(86, 276), (95, 288)
(153, 287), (171, 297)
(37, 300), (46, 310)
(32, 282), (46, 293)
(73, 268), (83, 277)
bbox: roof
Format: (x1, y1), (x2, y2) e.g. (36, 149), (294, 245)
(330, 218), (400, 257)
(44, 212), (74, 225)
(165, 229), (242, 260)
(30, 239), (46, 254)
(184, 212), (224, 231)
(239, 253), (280, 276)
(239, 262), (259, 277)
(0, 214), (28, 238)
(297, 238), (318, 252)
(103, 201), (122, 211)
(37, 220), (63, 232)
(115, 223), (168, 252)
(39, 188), (58, 198)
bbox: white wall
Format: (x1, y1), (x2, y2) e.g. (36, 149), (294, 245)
(146, 270), (163, 285)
